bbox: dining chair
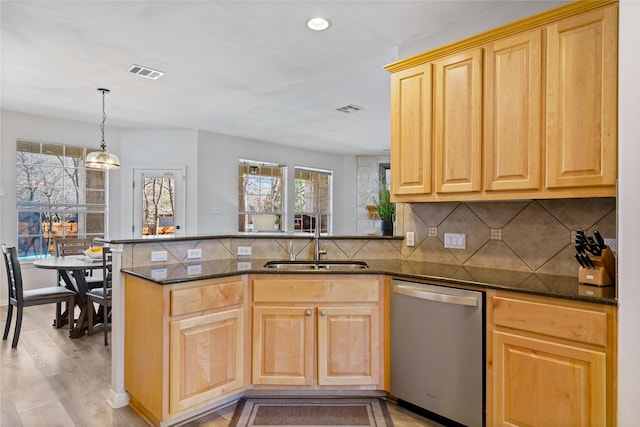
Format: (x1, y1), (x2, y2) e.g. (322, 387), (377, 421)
(54, 237), (103, 323)
(86, 246), (112, 346)
(2, 244), (76, 348)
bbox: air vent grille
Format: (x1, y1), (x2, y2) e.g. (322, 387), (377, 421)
(335, 104), (364, 113)
(128, 64), (164, 80)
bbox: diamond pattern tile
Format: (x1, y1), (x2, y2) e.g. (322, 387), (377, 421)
(465, 241), (530, 272)
(438, 204), (490, 264)
(467, 200), (529, 228)
(503, 203), (570, 271)
(411, 202), (459, 226)
(538, 197), (615, 230)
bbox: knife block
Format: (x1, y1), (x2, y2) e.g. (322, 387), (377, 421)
(578, 247), (616, 287)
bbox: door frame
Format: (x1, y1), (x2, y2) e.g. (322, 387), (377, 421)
(132, 168), (186, 238)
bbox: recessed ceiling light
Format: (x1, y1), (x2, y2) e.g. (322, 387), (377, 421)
(307, 17), (330, 31)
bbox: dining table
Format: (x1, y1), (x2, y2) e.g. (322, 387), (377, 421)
(32, 255), (106, 338)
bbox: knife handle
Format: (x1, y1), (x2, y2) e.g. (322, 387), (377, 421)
(582, 253), (595, 269)
(575, 253), (586, 267)
(593, 230), (606, 249)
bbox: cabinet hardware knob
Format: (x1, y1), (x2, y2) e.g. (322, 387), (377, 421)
(320, 310), (327, 317)
(305, 309), (312, 316)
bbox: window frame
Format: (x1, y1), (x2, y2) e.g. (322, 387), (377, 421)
(15, 139), (108, 260)
(294, 166), (333, 235)
(238, 159), (286, 233)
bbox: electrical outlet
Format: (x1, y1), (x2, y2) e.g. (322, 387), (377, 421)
(151, 267), (167, 280)
(151, 251), (168, 262)
(237, 246), (252, 256)
(604, 238), (617, 255)
(444, 233), (466, 250)
(187, 248), (202, 259)
(237, 261), (252, 270)
(186, 264), (202, 275)
(406, 231), (415, 247)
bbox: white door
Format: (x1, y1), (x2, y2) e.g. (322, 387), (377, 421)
(133, 168), (185, 238)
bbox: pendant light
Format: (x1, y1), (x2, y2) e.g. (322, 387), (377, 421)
(85, 88), (120, 169)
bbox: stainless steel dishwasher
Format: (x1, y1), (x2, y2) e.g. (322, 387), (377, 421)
(390, 279), (484, 427)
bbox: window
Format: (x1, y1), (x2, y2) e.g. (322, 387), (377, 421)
(16, 140), (107, 259)
(294, 167), (332, 234)
(238, 159), (285, 232)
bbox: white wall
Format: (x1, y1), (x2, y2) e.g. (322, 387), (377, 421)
(196, 130), (357, 235)
(617, 1), (640, 424)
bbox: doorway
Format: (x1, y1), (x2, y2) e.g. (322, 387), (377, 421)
(133, 168), (185, 238)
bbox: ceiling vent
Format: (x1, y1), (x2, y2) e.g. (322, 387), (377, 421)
(128, 64), (164, 80)
(335, 104), (364, 114)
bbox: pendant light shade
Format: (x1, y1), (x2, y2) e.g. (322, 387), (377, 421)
(86, 88), (120, 170)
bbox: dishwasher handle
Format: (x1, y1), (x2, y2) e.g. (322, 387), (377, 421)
(393, 285), (479, 307)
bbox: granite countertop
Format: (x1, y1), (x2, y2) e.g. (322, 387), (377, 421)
(121, 258), (617, 306)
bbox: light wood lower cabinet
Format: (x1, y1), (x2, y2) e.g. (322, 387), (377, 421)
(124, 276), (249, 426)
(488, 291), (616, 426)
(251, 276), (384, 388)
(169, 307), (244, 413)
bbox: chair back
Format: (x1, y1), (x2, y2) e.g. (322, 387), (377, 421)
(55, 237), (95, 256)
(2, 245), (24, 305)
(103, 247), (113, 289)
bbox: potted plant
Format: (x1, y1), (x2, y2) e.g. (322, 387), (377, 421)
(373, 185), (395, 236)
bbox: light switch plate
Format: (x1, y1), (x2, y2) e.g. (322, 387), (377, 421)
(187, 248), (202, 259)
(151, 251), (168, 262)
(237, 246), (252, 256)
(444, 233), (466, 250)
(406, 231), (415, 247)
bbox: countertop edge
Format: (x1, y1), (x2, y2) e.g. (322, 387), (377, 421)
(120, 264), (617, 307)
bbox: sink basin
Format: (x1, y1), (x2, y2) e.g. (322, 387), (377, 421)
(263, 260), (369, 271)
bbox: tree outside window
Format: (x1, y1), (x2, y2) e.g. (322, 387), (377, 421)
(294, 167), (332, 234)
(16, 140), (106, 259)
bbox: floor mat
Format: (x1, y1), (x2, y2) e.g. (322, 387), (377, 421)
(229, 398), (394, 427)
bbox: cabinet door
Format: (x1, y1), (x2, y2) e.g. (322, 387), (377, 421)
(169, 307), (244, 413)
(317, 306), (379, 386)
(493, 331), (606, 426)
(485, 30), (542, 191)
(252, 306), (314, 386)
(390, 64), (432, 195)
(434, 48), (483, 194)
(546, 5), (617, 189)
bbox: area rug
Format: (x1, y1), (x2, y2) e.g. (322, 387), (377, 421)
(229, 398), (394, 427)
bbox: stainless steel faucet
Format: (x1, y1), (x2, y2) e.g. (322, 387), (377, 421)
(313, 214), (327, 261)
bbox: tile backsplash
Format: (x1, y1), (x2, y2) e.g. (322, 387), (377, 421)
(121, 197), (615, 279)
(396, 197), (616, 277)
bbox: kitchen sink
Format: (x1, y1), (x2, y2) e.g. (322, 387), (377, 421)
(263, 260), (369, 271)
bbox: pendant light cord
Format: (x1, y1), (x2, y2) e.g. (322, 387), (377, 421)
(98, 88), (110, 151)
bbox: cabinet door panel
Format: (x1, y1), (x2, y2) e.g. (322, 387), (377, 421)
(390, 64), (432, 195)
(485, 30), (542, 191)
(434, 48), (483, 194)
(317, 306), (379, 386)
(169, 308), (244, 413)
(252, 306), (314, 385)
(546, 5), (617, 188)
(493, 331), (606, 426)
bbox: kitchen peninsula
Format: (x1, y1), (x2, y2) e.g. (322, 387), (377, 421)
(104, 233), (617, 426)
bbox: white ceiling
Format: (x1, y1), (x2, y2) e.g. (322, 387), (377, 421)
(2, 1), (567, 155)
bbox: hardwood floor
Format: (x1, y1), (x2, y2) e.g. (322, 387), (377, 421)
(1, 305), (442, 427)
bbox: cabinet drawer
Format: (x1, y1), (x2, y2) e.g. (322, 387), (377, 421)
(253, 279), (379, 303)
(492, 296), (607, 346)
(171, 280), (244, 316)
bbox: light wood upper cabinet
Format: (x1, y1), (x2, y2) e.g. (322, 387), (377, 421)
(484, 30), (542, 192)
(390, 64), (432, 195)
(546, 5), (618, 189)
(434, 48), (483, 194)
(386, 1), (618, 202)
